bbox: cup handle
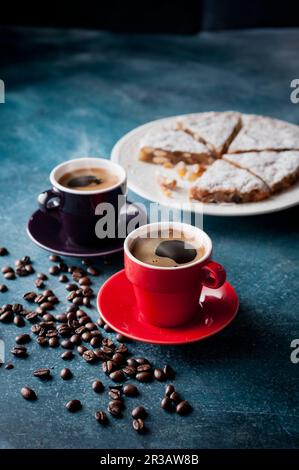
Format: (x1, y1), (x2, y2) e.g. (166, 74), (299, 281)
(38, 189), (63, 213)
(201, 261), (226, 289)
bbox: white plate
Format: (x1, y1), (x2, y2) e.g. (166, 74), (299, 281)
(111, 114), (299, 217)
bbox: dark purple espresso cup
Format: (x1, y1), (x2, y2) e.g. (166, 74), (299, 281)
(38, 157), (127, 247)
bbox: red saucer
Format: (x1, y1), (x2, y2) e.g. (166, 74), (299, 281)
(97, 269), (239, 345)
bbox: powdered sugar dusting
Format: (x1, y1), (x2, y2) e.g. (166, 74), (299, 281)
(140, 129), (210, 154)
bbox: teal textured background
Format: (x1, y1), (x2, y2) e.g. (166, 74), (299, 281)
(0, 27), (298, 449)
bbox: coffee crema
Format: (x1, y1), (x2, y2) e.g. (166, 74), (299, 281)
(58, 167), (119, 191)
(130, 229), (205, 267)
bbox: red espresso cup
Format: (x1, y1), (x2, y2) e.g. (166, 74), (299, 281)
(124, 222), (226, 328)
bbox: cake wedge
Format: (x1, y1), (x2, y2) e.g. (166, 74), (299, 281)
(177, 111), (242, 156)
(223, 150), (299, 193)
(138, 129), (214, 165)
(228, 115), (299, 153)
(189, 159), (269, 203)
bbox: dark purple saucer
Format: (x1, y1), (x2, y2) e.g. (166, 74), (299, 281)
(27, 202), (147, 258)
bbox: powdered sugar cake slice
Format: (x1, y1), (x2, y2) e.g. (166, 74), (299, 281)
(139, 129), (213, 165)
(177, 111), (242, 156)
(228, 115), (299, 153)
(189, 160), (269, 203)
(223, 150), (299, 193)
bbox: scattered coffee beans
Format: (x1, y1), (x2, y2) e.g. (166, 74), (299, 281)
(60, 368), (73, 380)
(33, 368), (51, 380)
(123, 384), (138, 397)
(21, 387), (37, 401)
(92, 380), (104, 393)
(95, 410), (108, 424)
(65, 399), (82, 412)
(132, 418), (145, 433)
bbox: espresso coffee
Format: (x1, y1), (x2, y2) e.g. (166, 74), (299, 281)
(58, 167), (119, 191)
(131, 229), (205, 267)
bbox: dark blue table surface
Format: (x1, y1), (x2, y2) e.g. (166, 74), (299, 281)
(0, 26), (298, 449)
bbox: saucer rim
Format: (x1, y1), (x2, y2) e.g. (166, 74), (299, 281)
(97, 269), (239, 345)
(27, 209), (124, 258)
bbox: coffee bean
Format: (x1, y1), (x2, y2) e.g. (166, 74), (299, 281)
(163, 364), (175, 380)
(165, 384), (175, 397)
(15, 334), (31, 345)
(126, 358), (138, 367)
(4, 271), (15, 280)
(95, 411), (108, 424)
(42, 313), (55, 322)
(90, 330), (101, 338)
(26, 311), (39, 322)
(0, 311), (13, 323)
(122, 365), (136, 377)
(1, 266), (13, 274)
(81, 331), (92, 342)
(112, 353), (125, 366)
(49, 337), (59, 348)
(135, 357), (149, 365)
(137, 364), (152, 373)
(60, 339), (73, 350)
(90, 336), (101, 348)
(70, 334), (81, 345)
(116, 333), (129, 343)
(59, 262), (68, 272)
(136, 372), (152, 383)
(132, 418), (145, 433)
(176, 400), (192, 415)
(102, 360), (116, 374)
(40, 301), (54, 311)
(83, 350), (96, 363)
(109, 388), (122, 400)
(92, 380), (104, 393)
(161, 397), (174, 412)
(48, 295), (59, 304)
(102, 338), (115, 348)
(31, 324), (41, 335)
(34, 294), (46, 304)
(123, 384), (138, 397)
(36, 337), (48, 347)
(37, 273), (48, 280)
(170, 391), (181, 404)
(60, 368), (73, 380)
(103, 324), (113, 332)
(33, 368), (51, 380)
(72, 296), (83, 306)
(132, 406), (147, 419)
(87, 266), (99, 276)
(0, 284), (8, 293)
(82, 297), (91, 307)
(21, 387), (37, 401)
(154, 368), (166, 381)
(35, 278), (44, 288)
(23, 292), (37, 302)
(12, 303), (23, 313)
(81, 286), (93, 297)
(109, 370), (125, 382)
(65, 399), (82, 412)
(5, 363), (14, 370)
(11, 345), (28, 358)
(85, 322), (97, 331)
(107, 401), (122, 417)
(79, 277), (91, 286)
(61, 350), (74, 360)
(14, 315), (25, 327)
(49, 254), (61, 262)
(97, 317), (105, 327)
(66, 283), (78, 292)
(115, 344), (128, 355)
(49, 265), (60, 275)
(94, 349), (106, 361)
(59, 274), (68, 283)
(58, 324), (73, 337)
(77, 345), (88, 355)
(0, 247), (8, 256)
